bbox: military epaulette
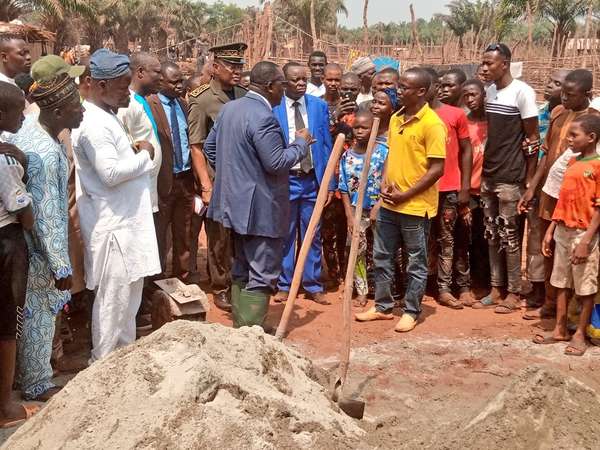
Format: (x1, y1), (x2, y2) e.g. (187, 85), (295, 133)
(189, 84), (210, 98)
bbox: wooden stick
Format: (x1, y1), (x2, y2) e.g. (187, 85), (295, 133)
(338, 117), (380, 385)
(275, 133), (346, 340)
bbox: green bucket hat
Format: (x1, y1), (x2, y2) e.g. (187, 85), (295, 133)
(31, 55), (85, 83)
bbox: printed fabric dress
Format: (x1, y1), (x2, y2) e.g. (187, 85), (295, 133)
(6, 113), (71, 400)
(338, 136), (389, 296)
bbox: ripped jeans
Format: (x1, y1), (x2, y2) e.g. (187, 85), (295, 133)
(435, 191), (471, 294)
(480, 179), (523, 294)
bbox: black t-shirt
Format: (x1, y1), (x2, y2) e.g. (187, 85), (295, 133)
(484, 79), (538, 184)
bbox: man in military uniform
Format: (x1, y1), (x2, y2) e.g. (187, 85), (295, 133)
(188, 42), (248, 311)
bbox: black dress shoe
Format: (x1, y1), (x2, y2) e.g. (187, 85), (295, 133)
(214, 291), (232, 312)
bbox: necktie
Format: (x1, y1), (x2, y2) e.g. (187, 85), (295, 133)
(293, 101), (313, 173)
(169, 98), (184, 171)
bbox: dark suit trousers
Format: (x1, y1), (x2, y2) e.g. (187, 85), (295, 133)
(232, 232), (284, 294)
(156, 171), (194, 278)
(205, 217), (232, 293)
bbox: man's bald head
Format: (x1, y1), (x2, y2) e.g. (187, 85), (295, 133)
(0, 36), (31, 78)
(130, 51), (162, 95)
(130, 52), (159, 71)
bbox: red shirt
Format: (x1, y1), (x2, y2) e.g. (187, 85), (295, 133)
(466, 118), (488, 194)
(553, 155), (600, 229)
(435, 104), (470, 192)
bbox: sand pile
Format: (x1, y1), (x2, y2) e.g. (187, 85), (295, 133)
(2, 321), (364, 450)
(438, 366), (600, 450)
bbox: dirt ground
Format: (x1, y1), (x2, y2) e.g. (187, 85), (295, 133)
(2, 244), (600, 448)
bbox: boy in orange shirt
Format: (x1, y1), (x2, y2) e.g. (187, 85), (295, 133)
(538, 114), (600, 356)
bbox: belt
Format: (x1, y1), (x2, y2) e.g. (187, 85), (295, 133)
(289, 168), (314, 178)
(173, 169), (193, 179)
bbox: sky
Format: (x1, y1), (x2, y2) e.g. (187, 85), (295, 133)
(204, 0), (449, 28)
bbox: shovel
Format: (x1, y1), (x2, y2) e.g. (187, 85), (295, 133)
(331, 117), (380, 420)
(275, 133), (347, 340)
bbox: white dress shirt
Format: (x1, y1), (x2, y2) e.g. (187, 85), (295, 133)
(246, 90), (272, 110)
(285, 95), (310, 170)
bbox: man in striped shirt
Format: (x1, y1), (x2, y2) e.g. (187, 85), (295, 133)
(477, 43), (540, 314)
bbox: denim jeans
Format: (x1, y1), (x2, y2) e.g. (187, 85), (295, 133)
(373, 208), (430, 318)
(435, 191), (471, 293)
(480, 179), (522, 294)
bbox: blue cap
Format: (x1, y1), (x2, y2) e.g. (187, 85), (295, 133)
(89, 48), (130, 80)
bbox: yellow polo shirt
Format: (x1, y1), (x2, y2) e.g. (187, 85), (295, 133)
(384, 103), (447, 217)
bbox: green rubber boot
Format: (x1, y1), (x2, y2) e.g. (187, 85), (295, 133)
(233, 289), (269, 328)
(230, 280), (244, 312)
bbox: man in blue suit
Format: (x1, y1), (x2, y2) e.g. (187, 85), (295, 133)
(204, 61), (312, 328)
(273, 62), (333, 305)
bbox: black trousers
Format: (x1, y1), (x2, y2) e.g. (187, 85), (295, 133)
(0, 223), (28, 340)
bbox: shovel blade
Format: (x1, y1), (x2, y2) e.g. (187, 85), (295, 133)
(338, 396), (365, 419)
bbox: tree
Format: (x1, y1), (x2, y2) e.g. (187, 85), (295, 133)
(499, 0), (588, 55)
(266, 0), (348, 52)
(3, 0), (96, 50)
(437, 0), (472, 56)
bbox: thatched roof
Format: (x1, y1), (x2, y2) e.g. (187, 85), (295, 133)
(0, 21), (55, 42)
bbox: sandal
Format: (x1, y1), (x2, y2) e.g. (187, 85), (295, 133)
(0, 404), (40, 429)
(565, 339), (588, 357)
(494, 296), (521, 314)
(532, 333), (570, 345)
(471, 294), (499, 309)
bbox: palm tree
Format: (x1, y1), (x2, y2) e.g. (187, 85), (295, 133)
(437, 0), (471, 56)
(1, 0), (97, 51)
(499, 0), (587, 55)
(265, 0), (348, 53)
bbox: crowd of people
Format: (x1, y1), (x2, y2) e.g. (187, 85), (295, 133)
(1, 34), (600, 427)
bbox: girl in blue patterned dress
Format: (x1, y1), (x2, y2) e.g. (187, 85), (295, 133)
(339, 110), (388, 306)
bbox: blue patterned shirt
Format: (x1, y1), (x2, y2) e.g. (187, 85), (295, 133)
(6, 113), (71, 314)
(538, 102), (551, 144)
(338, 137), (388, 210)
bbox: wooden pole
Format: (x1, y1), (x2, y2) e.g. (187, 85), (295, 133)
(409, 4), (423, 63)
(336, 117), (380, 389)
(263, 1), (273, 59)
(362, 0), (369, 51)
(275, 134), (347, 340)
(309, 0), (318, 50)
(581, 0), (594, 68)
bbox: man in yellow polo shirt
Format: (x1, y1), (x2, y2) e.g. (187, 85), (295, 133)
(355, 67), (446, 332)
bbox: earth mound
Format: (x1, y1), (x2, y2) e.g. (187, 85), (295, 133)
(437, 366), (600, 450)
(2, 321), (364, 450)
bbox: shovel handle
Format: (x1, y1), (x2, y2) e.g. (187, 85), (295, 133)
(338, 117), (380, 383)
(275, 133), (346, 340)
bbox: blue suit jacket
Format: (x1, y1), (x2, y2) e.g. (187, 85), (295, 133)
(273, 94), (333, 186)
(205, 93), (309, 238)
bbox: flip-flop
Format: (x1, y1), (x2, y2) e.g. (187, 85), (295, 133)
(0, 404), (40, 429)
(471, 294), (498, 309)
(564, 340), (587, 357)
(495, 298), (521, 314)
(532, 333), (570, 345)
